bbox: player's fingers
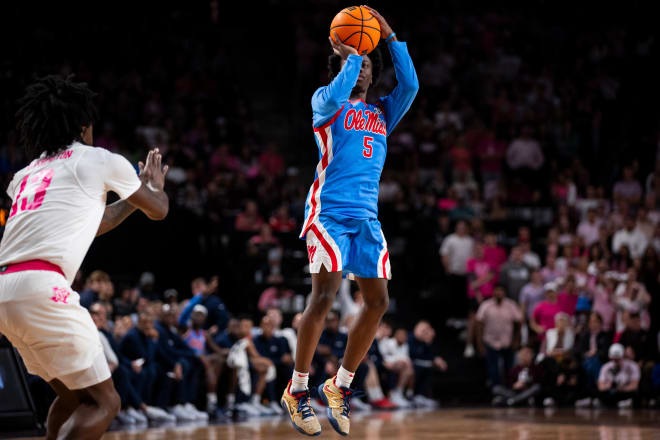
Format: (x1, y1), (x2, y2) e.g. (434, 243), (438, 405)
(156, 153), (162, 170)
(162, 164), (169, 177)
(146, 150), (154, 167)
(138, 161), (144, 173)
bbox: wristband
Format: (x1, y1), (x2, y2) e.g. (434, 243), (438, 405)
(385, 33), (396, 43)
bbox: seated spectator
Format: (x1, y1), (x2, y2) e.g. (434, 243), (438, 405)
(114, 286), (139, 318)
(616, 312), (654, 363)
(155, 304), (208, 420)
(179, 276), (229, 333)
(542, 313), (575, 361)
(378, 326), (415, 408)
(80, 270), (113, 310)
(248, 224), (279, 255)
(235, 199), (264, 232)
(530, 283), (562, 339)
(539, 313), (579, 406)
(597, 343), (640, 408)
(588, 274), (617, 331)
(182, 304), (229, 414)
(574, 312), (613, 407)
(408, 321), (447, 407)
(476, 284), (522, 386)
(118, 311), (179, 422)
(491, 346), (543, 407)
(90, 302), (148, 425)
(253, 315), (293, 413)
(613, 166), (642, 204)
(614, 269), (651, 332)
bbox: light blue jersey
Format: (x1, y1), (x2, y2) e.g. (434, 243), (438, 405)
(300, 40), (418, 279)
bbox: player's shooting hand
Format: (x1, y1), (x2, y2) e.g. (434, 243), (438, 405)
(362, 6), (394, 40)
(138, 148), (169, 192)
(329, 31), (358, 59)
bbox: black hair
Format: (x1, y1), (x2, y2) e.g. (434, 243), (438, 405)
(328, 47), (383, 87)
(16, 74), (97, 158)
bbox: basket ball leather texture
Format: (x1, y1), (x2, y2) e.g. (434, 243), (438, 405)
(330, 6), (381, 55)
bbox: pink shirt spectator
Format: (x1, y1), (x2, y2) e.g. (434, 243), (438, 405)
(466, 258), (496, 298)
(476, 298), (522, 349)
(557, 292), (579, 316)
(532, 301), (562, 334)
(591, 286), (616, 331)
(475, 136), (507, 174)
(483, 245), (507, 272)
(258, 286), (294, 312)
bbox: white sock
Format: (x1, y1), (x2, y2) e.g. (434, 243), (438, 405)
(335, 365), (355, 389)
(207, 392), (217, 406)
(250, 394), (261, 405)
(291, 370), (309, 393)
(367, 386), (384, 401)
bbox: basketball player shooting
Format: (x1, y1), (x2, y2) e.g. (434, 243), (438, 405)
(0, 75), (169, 439)
(281, 6), (418, 436)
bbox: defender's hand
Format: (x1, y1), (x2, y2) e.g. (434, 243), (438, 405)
(329, 31), (358, 59)
(138, 148), (169, 191)
(362, 6), (394, 40)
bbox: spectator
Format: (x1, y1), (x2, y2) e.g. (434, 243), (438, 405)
(499, 246), (531, 302)
(519, 269), (546, 326)
(253, 315), (293, 414)
(597, 343), (640, 408)
(617, 312), (653, 363)
(80, 270), (113, 310)
(612, 216), (649, 259)
(530, 283), (562, 339)
(539, 313), (578, 406)
(613, 166), (643, 204)
(476, 284), (522, 385)
(408, 321), (447, 407)
(589, 275), (618, 331)
(491, 346), (543, 407)
(557, 276), (581, 316)
(268, 204), (297, 233)
(235, 200), (264, 232)
(378, 326), (415, 408)
(577, 208), (602, 247)
(114, 286), (139, 318)
(506, 125), (544, 171)
(440, 220), (474, 317)
(257, 283), (294, 312)
(483, 232), (507, 272)
(179, 276), (229, 333)
(614, 269), (651, 332)
(540, 253), (564, 283)
(574, 312), (613, 407)
(464, 242), (497, 358)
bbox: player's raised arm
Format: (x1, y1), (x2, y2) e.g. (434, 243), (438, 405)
(312, 32), (362, 127)
(364, 6), (419, 134)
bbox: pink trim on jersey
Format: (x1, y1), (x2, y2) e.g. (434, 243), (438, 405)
(349, 99), (367, 105)
(310, 224), (338, 272)
(0, 259), (65, 277)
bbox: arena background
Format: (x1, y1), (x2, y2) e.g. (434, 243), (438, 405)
(1, 0), (660, 436)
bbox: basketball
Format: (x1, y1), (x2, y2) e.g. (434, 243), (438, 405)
(330, 6), (381, 55)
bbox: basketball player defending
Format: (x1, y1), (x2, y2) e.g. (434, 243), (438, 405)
(0, 75), (169, 439)
(281, 7), (418, 436)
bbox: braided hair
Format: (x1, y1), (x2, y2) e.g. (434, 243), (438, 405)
(327, 47), (383, 86)
(16, 75), (97, 158)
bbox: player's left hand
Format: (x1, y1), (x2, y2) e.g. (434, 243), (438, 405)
(362, 5), (394, 40)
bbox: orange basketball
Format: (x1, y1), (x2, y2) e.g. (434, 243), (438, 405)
(330, 6), (381, 55)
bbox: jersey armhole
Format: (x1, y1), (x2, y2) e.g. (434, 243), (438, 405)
(313, 105), (345, 132)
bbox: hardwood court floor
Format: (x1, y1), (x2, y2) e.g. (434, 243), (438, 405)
(22, 407), (660, 439)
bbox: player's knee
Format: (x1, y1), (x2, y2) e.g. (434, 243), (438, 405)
(309, 291), (335, 313)
(364, 292), (389, 314)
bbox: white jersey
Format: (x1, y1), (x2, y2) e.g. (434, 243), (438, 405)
(0, 142), (141, 288)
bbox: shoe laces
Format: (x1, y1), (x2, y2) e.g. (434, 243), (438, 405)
(337, 386), (365, 419)
(292, 390), (314, 420)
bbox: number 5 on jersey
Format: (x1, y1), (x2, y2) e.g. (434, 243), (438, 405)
(9, 168), (55, 218)
(363, 136), (373, 159)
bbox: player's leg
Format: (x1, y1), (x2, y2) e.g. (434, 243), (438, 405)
(293, 267), (343, 375)
(45, 379), (80, 440)
(342, 277), (389, 372)
(57, 377), (120, 440)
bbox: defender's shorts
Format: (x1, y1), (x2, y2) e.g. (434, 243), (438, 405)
(0, 267), (110, 390)
(304, 214), (391, 279)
